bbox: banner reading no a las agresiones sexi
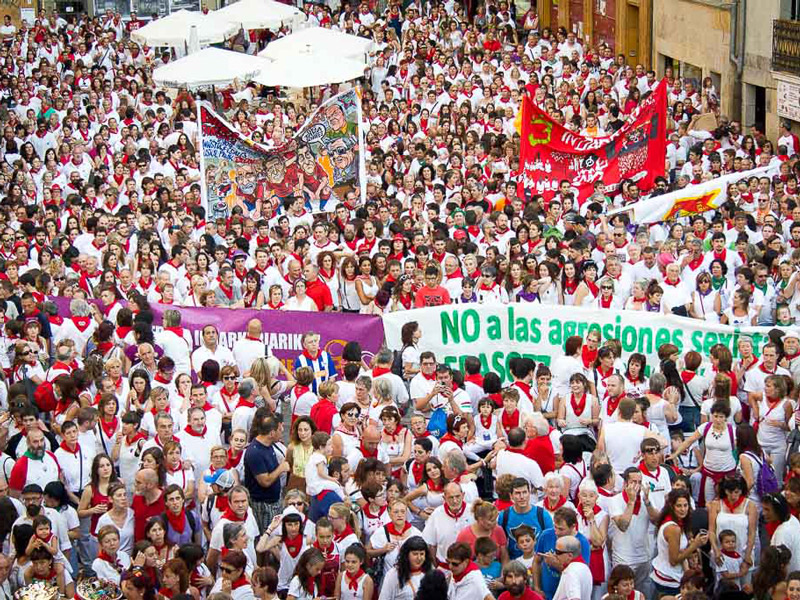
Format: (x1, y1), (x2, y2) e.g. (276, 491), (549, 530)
(382, 304), (774, 383)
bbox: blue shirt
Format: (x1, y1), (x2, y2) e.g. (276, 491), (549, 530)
(534, 529), (591, 600)
(480, 560), (502, 585)
(498, 505), (554, 559)
(244, 438), (281, 503)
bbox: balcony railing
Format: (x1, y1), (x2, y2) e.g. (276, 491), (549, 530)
(773, 19), (800, 74)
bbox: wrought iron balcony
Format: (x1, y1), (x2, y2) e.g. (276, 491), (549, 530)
(773, 19), (800, 74)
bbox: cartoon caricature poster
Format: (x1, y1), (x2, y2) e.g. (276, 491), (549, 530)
(198, 89), (365, 221)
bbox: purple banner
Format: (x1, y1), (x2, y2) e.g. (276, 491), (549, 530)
(52, 298), (385, 370)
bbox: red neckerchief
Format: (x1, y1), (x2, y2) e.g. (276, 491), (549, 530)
(384, 425), (406, 443)
(723, 495), (746, 513)
(585, 277), (599, 297)
(444, 501), (466, 520)
(334, 525), (355, 543)
(570, 392), (587, 416)
(73, 316), (92, 332)
(59, 441), (80, 455)
(164, 326), (184, 337)
(97, 550), (122, 571)
(721, 548), (741, 559)
(398, 292), (413, 310)
(96, 341), (115, 356)
(409, 458), (425, 483)
(372, 366), (392, 378)
(302, 349), (320, 361)
(622, 490), (642, 514)
(464, 373), (484, 387)
(284, 533), (303, 558)
(126, 432), (147, 446)
(101, 300), (118, 316)
(439, 432), (463, 449)
(386, 521), (412, 536)
(582, 346), (598, 368)
(99, 416), (118, 439)
(360, 441), (377, 458)
(214, 494), (229, 513)
(219, 389), (240, 412)
(165, 507), (187, 533)
(362, 504), (387, 520)
(766, 520), (780, 539)
(760, 363), (777, 375)
(312, 539), (336, 559)
(567, 555), (586, 568)
(513, 380), (532, 398)
(238, 397), (256, 409)
(576, 502), (601, 525)
(345, 569), (365, 591)
(604, 391), (624, 416)
(452, 561), (480, 582)
(545, 496), (568, 511)
(639, 461), (661, 480)
(218, 283), (233, 300)
(600, 294), (613, 308)
(184, 425), (207, 437)
(222, 508), (246, 523)
(153, 373), (171, 385)
(563, 277), (579, 295)
(501, 409), (520, 432)
(231, 576), (249, 590)
(420, 371), (436, 381)
(226, 448), (243, 469)
(479, 413), (493, 430)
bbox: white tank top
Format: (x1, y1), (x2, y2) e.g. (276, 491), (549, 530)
(340, 572), (369, 600)
(715, 499), (752, 560)
(564, 393), (594, 438)
(474, 414), (498, 445)
(756, 396), (789, 448)
(651, 522), (687, 588)
(702, 423), (737, 473)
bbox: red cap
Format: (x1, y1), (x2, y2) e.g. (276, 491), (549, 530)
(13, 240), (28, 250)
(453, 229), (468, 239)
(51, 184), (62, 192)
(393, 233), (405, 242)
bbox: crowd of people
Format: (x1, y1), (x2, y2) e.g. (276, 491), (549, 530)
(1, 0), (800, 600)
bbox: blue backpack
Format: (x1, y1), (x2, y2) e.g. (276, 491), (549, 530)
(427, 407), (447, 439)
(745, 451), (781, 497)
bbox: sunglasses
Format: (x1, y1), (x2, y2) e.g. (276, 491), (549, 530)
(554, 549), (571, 555)
(223, 376), (237, 381)
(643, 447), (660, 454)
(601, 286), (613, 290)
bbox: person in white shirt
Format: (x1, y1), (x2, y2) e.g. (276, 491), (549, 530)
(445, 541), (493, 600)
(154, 309), (193, 376)
(422, 482), (475, 568)
(232, 320), (271, 377)
(191, 325), (235, 374)
(492, 427), (543, 492)
(231, 378), (258, 436)
(551, 535), (592, 600)
(597, 398), (665, 473)
(91, 524), (131, 584)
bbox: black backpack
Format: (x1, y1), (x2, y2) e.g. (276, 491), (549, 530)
(390, 346), (407, 377)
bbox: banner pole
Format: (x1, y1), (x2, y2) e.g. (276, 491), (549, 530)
(356, 83), (367, 207)
(196, 98), (209, 217)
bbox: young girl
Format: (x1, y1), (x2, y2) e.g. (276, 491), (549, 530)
(304, 432), (344, 500)
(329, 503), (360, 554)
(287, 548), (326, 600)
(25, 547), (71, 597)
(496, 388), (521, 439)
(92, 525), (132, 584)
(359, 482), (390, 540)
(158, 558), (195, 600)
(312, 518), (340, 599)
(335, 544), (374, 600)
(27, 515), (67, 572)
(260, 509), (307, 595)
(468, 398), (498, 454)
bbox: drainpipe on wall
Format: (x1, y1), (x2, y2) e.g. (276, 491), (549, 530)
(729, 0), (745, 77)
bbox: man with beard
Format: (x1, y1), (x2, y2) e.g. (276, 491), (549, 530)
(8, 428), (62, 494)
(498, 561), (544, 600)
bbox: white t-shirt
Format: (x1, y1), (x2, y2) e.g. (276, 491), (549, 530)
(602, 421), (648, 473)
(608, 492), (651, 564)
(553, 561), (593, 600)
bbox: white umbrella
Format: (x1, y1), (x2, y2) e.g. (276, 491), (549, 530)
(153, 47), (269, 90)
(216, 0), (305, 31)
(258, 26), (373, 61)
(253, 47), (365, 88)
(131, 10), (239, 48)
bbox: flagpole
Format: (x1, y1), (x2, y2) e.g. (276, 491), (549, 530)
(355, 84), (367, 207)
(196, 99), (209, 217)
